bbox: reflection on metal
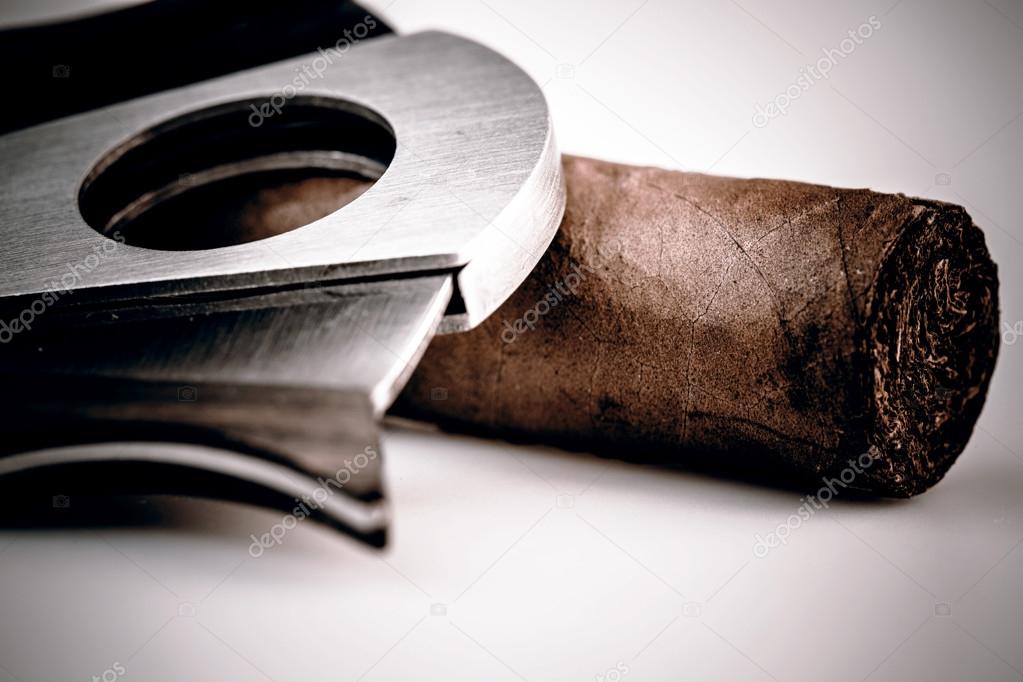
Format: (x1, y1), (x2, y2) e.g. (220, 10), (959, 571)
(0, 31), (565, 545)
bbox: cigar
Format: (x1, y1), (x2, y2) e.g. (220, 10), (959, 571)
(396, 155), (1000, 496)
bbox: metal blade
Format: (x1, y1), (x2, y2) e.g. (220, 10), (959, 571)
(0, 275), (452, 545)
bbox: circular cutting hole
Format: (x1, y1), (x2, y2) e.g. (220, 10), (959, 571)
(79, 97), (394, 250)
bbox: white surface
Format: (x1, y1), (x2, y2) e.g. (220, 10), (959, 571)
(2, 0), (1023, 680)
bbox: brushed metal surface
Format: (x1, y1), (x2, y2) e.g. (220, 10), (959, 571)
(0, 275), (454, 544)
(0, 30), (565, 330)
(0, 30), (564, 545)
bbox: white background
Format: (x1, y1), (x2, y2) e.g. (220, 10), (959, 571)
(1, 0), (1022, 680)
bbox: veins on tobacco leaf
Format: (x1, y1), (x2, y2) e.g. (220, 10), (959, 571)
(492, 330), (509, 425)
(786, 277), (843, 322)
(644, 183), (842, 443)
(688, 384), (823, 447)
(566, 303), (610, 345)
(749, 217), (791, 249)
(558, 384), (588, 414)
(587, 360), (603, 432)
(641, 182), (748, 442)
(834, 196), (861, 328)
(681, 254), (740, 442)
(648, 183), (800, 436)
(652, 184), (795, 343)
(750, 196), (839, 250)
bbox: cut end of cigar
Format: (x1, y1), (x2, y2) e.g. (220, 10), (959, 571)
(863, 201), (1000, 496)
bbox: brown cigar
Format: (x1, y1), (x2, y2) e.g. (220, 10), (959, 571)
(395, 155), (1000, 497)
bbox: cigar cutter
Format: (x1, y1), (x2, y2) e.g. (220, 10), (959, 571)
(0, 31), (565, 546)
